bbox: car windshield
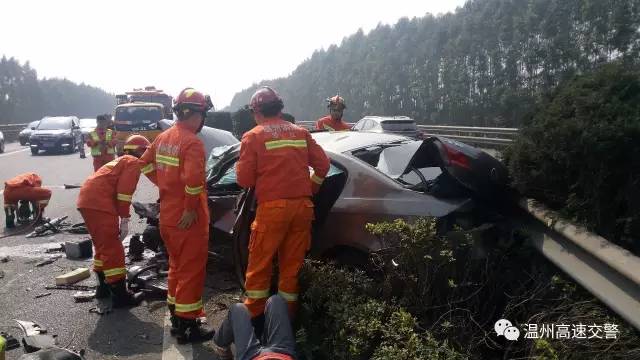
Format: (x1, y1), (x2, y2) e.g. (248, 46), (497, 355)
(37, 118), (71, 130)
(115, 106), (162, 131)
(79, 118), (97, 128)
(28, 121), (39, 128)
(381, 120), (417, 131)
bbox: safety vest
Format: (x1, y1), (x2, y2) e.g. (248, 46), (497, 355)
(90, 129), (115, 156)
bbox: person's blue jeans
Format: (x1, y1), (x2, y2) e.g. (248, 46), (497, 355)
(214, 295), (297, 360)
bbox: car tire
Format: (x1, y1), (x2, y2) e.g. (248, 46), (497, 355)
(31, 147), (38, 155)
(0, 140), (4, 153)
(19, 140), (26, 146)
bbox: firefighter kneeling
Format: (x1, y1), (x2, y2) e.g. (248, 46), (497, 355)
(77, 135), (150, 307)
(4, 173), (52, 228)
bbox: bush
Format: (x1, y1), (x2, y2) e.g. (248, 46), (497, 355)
(297, 218), (640, 359)
(504, 62), (640, 252)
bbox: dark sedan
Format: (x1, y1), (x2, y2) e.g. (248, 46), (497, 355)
(29, 116), (82, 155)
(18, 120), (40, 145)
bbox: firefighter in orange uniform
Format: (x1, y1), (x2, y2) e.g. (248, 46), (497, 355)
(237, 86), (330, 323)
(3, 173), (52, 228)
(315, 95), (351, 131)
(77, 135), (150, 307)
(86, 114), (117, 171)
(139, 88), (214, 344)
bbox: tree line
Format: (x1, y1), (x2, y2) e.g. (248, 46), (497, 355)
(0, 56), (115, 125)
(227, 0), (640, 127)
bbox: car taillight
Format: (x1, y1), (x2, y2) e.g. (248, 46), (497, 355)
(443, 143), (470, 170)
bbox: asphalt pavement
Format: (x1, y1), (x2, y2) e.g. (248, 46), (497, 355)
(0, 142), (241, 359)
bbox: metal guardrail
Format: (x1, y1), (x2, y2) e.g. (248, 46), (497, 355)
(519, 199), (640, 331)
(296, 121), (518, 147)
(0, 123), (27, 142)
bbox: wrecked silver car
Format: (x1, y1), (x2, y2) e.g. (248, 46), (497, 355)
(205, 131), (509, 278)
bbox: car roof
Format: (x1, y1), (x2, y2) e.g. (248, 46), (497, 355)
(359, 116), (414, 123)
(116, 102), (163, 108)
(311, 131), (411, 153)
(41, 116), (76, 121)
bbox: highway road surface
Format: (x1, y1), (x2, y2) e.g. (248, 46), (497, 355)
(0, 142), (241, 359)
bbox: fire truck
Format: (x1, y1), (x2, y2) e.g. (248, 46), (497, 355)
(115, 86), (173, 119)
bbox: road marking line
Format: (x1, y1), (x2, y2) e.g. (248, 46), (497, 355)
(162, 309), (193, 360)
(0, 148), (29, 158)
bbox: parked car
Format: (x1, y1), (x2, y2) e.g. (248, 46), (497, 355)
(18, 120), (40, 145)
(204, 131), (509, 282)
(0, 130), (4, 153)
(78, 118), (97, 138)
(352, 116), (420, 138)
(29, 116), (82, 155)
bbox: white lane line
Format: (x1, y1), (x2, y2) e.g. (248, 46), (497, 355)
(0, 148), (29, 158)
(162, 310), (193, 360)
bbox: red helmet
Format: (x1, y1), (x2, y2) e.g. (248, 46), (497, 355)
(249, 86), (284, 114)
(173, 88), (214, 114)
(327, 95), (346, 110)
(123, 134), (150, 155)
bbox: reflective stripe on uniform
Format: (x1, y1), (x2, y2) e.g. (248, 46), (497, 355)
(103, 267), (126, 277)
(141, 163), (155, 174)
(123, 144), (139, 150)
(174, 299), (203, 313)
(167, 295), (176, 304)
(104, 159), (119, 168)
(310, 173), (324, 185)
(117, 193), (133, 202)
(184, 185), (203, 195)
(156, 154), (180, 167)
(264, 139), (307, 151)
(90, 130), (115, 156)
(323, 124), (336, 131)
(246, 289), (270, 299)
(278, 290), (298, 302)
(93, 259), (104, 267)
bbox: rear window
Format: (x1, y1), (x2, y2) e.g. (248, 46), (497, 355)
(381, 120), (417, 131)
(37, 118), (71, 130)
(115, 106), (162, 131)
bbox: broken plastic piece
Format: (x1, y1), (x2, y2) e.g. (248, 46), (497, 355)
(14, 320), (57, 353)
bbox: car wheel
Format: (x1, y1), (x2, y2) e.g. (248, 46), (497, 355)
(19, 139), (26, 146)
(0, 140), (4, 153)
(31, 147), (38, 155)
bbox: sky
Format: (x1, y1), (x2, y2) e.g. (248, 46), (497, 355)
(0, 0), (466, 109)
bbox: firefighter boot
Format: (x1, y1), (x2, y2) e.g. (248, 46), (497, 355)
(168, 304), (179, 336)
(4, 207), (15, 228)
(94, 271), (111, 299)
(174, 317), (215, 344)
(109, 279), (144, 308)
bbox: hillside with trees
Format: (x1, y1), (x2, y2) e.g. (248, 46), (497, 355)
(228, 0), (640, 126)
(0, 56), (114, 124)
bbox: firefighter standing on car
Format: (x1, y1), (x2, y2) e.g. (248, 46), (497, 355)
(139, 88), (214, 344)
(76, 135), (150, 307)
(86, 114), (117, 171)
(236, 86), (330, 324)
(315, 94), (351, 131)
(3, 173), (51, 228)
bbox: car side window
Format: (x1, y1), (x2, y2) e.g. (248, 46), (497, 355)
(362, 120), (374, 131)
(353, 120), (365, 131)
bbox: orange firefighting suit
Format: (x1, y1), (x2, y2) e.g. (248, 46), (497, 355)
(3, 173), (51, 212)
(236, 117), (330, 317)
(86, 128), (117, 171)
(139, 121), (209, 319)
(315, 115), (351, 131)
(77, 156), (141, 283)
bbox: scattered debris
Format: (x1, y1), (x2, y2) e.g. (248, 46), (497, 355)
(26, 216), (69, 238)
(0, 270), (4, 279)
(45, 244), (65, 253)
(64, 239), (92, 259)
(14, 320), (57, 353)
(45, 284), (94, 291)
(0, 256), (10, 263)
(34, 292), (52, 299)
(89, 306), (110, 315)
(128, 234), (144, 261)
(17, 346), (83, 359)
(72, 291), (95, 303)
(35, 256), (61, 267)
(67, 223), (88, 235)
(0, 331), (20, 351)
(55, 268), (90, 285)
